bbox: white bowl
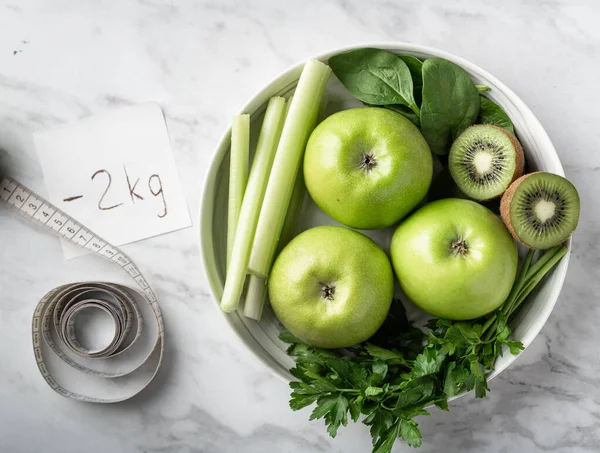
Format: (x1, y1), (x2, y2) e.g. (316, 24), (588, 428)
(200, 43), (571, 390)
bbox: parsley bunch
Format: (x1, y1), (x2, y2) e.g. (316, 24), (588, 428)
(282, 245), (567, 452)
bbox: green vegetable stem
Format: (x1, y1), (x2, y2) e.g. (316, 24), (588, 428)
(226, 114), (250, 270)
(220, 98), (287, 313)
(248, 59), (331, 278)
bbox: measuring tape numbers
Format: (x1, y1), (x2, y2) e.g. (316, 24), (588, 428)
(1, 175), (165, 403)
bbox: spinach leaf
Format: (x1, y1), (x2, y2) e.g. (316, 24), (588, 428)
(399, 55), (423, 87)
(399, 55), (423, 106)
(477, 95), (515, 133)
(385, 104), (420, 127)
(329, 48), (419, 115)
(420, 58), (480, 155)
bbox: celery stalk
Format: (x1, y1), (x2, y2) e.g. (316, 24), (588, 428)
(227, 114), (250, 269)
(318, 92), (329, 122)
(278, 168), (305, 252)
(220, 98), (287, 313)
(243, 169), (306, 320)
(248, 59), (331, 277)
(243, 274), (268, 320)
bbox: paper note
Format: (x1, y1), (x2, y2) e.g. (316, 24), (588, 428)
(34, 103), (191, 259)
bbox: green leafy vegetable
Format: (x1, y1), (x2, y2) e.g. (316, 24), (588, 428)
(384, 104), (420, 127)
(329, 51), (491, 152)
(329, 48), (419, 116)
(420, 58), (480, 155)
(283, 245), (567, 452)
(411, 347), (445, 377)
(384, 55), (423, 123)
(399, 419), (423, 448)
(399, 55), (423, 105)
(477, 95), (515, 133)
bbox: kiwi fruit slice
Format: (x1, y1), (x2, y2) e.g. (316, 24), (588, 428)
(500, 172), (580, 249)
(449, 124), (524, 200)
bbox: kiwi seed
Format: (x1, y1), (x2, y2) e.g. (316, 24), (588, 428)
(500, 172), (580, 249)
(449, 125), (524, 201)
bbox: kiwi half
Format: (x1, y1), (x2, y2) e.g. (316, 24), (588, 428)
(449, 124), (524, 200)
(500, 172), (580, 249)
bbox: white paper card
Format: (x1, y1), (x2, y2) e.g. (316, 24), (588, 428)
(34, 103), (191, 259)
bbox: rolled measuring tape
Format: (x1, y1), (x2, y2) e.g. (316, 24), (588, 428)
(1, 175), (164, 403)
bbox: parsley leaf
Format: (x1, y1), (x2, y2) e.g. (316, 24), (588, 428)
(363, 344), (408, 365)
(364, 409), (394, 442)
(443, 362), (470, 397)
(348, 396), (362, 422)
(411, 347), (447, 377)
(372, 419), (400, 453)
(283, 242), (566, 453)
(399, 419), (423, 448)
(371, 361), (388, 386)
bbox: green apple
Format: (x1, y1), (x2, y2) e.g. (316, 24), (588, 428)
(268, 225), (393, 348)
(390, 198), (518, 320)
(303, 107), (433, 229)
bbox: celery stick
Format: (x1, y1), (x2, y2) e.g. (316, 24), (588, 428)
(278, 168), (305, 252)
(227, 114), (250, 270)
(318, 91), (329, 122)
(248, 59), (331, 277)
(220, 98), (287, 313)
(243, 169), (306, 320)
(243, 274), (268, 320)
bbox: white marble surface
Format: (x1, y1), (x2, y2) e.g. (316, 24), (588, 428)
(1, 1), (599, 452)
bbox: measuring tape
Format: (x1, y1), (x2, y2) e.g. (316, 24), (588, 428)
(1, 175), (164, 403)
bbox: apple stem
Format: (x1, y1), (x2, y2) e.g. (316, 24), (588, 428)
(360, 153), (377, 172)
(451, 240), (468, 256)
(320, 283), (336, 301)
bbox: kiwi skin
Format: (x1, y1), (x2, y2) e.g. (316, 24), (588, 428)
(452, 124), (525, 201)
(486, 125), (525, 199)
(496, 126), (526, 191)
(500, 173), (531, 247)
(500, 172), (580, 248)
